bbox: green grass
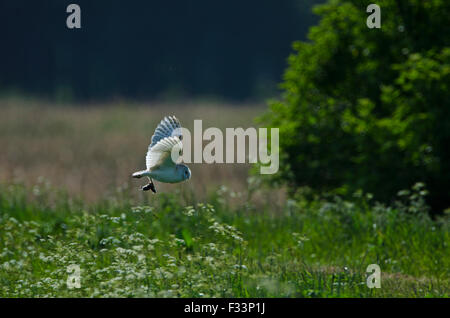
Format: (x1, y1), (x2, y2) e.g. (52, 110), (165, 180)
(0, 182), (448, 297)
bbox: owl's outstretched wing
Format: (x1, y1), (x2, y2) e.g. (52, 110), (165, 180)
(149, 116), (183, 149)
(146, 136), (183, 171)
(146, 116), (183, 170)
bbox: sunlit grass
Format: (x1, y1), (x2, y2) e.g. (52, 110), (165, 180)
(0, 182), (448, 297)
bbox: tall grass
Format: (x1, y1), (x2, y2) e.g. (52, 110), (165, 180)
(0, 97), (281, 204)
(0, 181), (448, 297)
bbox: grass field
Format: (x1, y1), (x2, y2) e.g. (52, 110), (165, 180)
(0, 98), (448, 297)
(0, 97), (276, 204)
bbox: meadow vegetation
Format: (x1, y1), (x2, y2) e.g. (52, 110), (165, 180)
(0, 180), (448, 297)
(0, 97), (272, 203)
(0, 98), (448, 297)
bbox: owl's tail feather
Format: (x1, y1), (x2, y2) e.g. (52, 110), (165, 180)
(132, 170), (148, 178)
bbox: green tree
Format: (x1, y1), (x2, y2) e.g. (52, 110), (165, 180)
(262, 0), (450, 212)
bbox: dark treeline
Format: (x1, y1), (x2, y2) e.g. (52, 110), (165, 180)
(0, 0), (323, 102)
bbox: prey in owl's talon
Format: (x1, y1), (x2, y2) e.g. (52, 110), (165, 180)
(142, 181), (156, 193)
(142, 184), (156, 193)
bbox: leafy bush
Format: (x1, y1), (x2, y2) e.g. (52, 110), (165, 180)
(261, 0), (450, 212)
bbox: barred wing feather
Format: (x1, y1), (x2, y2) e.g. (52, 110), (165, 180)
(149, 116), (182, 149)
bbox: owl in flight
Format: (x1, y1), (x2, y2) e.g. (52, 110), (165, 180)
(132, 116), (191, 193)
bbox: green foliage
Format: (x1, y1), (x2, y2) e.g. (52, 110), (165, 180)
(0, 182), (448, 297)
(261, 0), (450, 211)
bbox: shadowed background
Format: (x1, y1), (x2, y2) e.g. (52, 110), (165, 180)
(0, 0), (322, 101)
